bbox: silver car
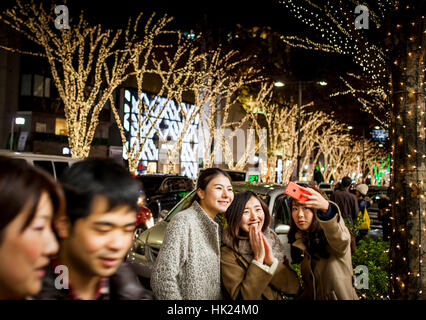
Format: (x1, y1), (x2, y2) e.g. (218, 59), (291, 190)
(126, 182), (293, 279)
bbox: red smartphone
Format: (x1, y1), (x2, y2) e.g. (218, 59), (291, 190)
(285, 182), (311, 202)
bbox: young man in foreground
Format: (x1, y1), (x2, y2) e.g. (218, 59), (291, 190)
(35, 158), (152, 300)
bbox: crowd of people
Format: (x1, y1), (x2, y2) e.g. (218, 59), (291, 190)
(0, 155), (384, 300)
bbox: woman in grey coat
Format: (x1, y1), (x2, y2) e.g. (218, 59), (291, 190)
(151, 168), (234, 300)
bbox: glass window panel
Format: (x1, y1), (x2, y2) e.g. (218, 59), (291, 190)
(44, 77), (51, 97)
(33, 74), (44, 97)
(20, 74), (32, 96)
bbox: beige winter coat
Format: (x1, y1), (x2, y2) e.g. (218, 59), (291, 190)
(221, 228), (300, 300)
(292, 202), (359, 300)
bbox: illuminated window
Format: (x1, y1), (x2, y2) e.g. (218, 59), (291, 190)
(123, 89), (199, 178)
(55, 118), (68, 136)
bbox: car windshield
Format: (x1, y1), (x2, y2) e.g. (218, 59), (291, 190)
(137, 176), (166, 194)
(166, 190), (196, 222)
(227, 171), (246, 182)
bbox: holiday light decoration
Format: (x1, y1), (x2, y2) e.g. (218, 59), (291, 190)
(223, 82), (272, 172)
(153, 36), (208, 175)
(119, 89), (199, 178)
(279, 0), (391, 126)
(0, 0), (169, 159)
(279, 0), (425, 299)
(242, 83), (341, 183)
(109, 30), (200, 173)
(196, 48), (262, 169)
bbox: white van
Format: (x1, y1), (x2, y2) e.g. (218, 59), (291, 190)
(0, 150), (79, 180)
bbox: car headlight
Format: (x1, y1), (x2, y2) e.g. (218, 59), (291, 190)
(146, 217), (154, 229)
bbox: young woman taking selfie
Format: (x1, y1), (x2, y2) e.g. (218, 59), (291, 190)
(287, 185), (358, 300)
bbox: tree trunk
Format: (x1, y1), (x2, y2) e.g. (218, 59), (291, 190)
(389, 0), (426, 299)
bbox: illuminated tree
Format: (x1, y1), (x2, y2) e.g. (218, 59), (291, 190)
(225, 82), (272, 172)
(197, 49), (261, 169)
(157, 38), (207, 175)
(279, 0), (391, 127)
(279, 0), (426, 298)
(108, 30), (202, 174)
(0, 1), (161, 158)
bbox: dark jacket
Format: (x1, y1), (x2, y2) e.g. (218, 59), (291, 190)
(33, 262), (154, 300)
(330, 189), (359, 224)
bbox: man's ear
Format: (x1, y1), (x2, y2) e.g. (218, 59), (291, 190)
(196, 188), (205, 201)
(54, 214), (71, 239)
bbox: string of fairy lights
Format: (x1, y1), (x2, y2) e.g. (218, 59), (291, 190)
(279, 0), (391, 125)
(386, 2), (425, 297)
(278, 0), (425, 298)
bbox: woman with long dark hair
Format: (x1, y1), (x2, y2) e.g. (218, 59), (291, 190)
(0, 156), (65, 299)
(221, 191), (300, 300)
(151, 168), (234, 300)
(287, 184), (358, 300)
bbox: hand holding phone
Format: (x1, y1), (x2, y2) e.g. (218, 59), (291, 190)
(285, 182), (311, 202)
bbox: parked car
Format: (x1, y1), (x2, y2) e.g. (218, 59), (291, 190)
(135, 174), (194, 221)
(0, 150), (79, 180)
(126, 182), (293, 280)
(134, 191), (155, 236)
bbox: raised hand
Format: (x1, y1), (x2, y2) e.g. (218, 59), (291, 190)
(262, 233), (275, 266)
(300, 186), (330, 212)
(249, 224), (265, 264)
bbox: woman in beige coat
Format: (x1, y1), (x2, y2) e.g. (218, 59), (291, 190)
(287, 185), (358, 300)
(221, 191), (300, 300)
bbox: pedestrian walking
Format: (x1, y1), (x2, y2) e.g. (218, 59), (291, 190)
(354, 184), (372, 239)
(0, 156), (64, 300)
(287, 185), (358, 300)
(221, 191), (300, 300)
(34, 158), (153, 300)
(330, 176), (359, 225)
(151, 168), (234, 300)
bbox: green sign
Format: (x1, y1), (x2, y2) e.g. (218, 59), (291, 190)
(249, 175), (259, 182)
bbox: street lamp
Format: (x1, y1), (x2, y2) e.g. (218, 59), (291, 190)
(10, 116), (26, 151)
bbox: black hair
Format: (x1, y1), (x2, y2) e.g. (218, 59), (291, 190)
(59, 158), (141, 225)
(287, 196), (330, 263)
(287, 184), (356, 263)
(341, 176), (352, 188)
(189, 168), (232, 206)
(0, 156), (65, 242)
(224, 190), (271, 250)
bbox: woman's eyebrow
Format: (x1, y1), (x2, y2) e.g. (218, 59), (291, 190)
(38, 214), (53, 221)
(213, 184), (232, 188)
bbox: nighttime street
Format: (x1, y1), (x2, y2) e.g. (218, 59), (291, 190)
(0, 0), (425, 310)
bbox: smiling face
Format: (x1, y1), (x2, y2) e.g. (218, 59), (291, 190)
(59, 195), (137, 278)
(240, 196), (265, 233)
(0, 192), (59, 299)
(291, 200), (314, 231)
(197, 174), (234, 219)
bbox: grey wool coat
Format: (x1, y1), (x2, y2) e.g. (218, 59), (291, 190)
(150, 201), (223, 300)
